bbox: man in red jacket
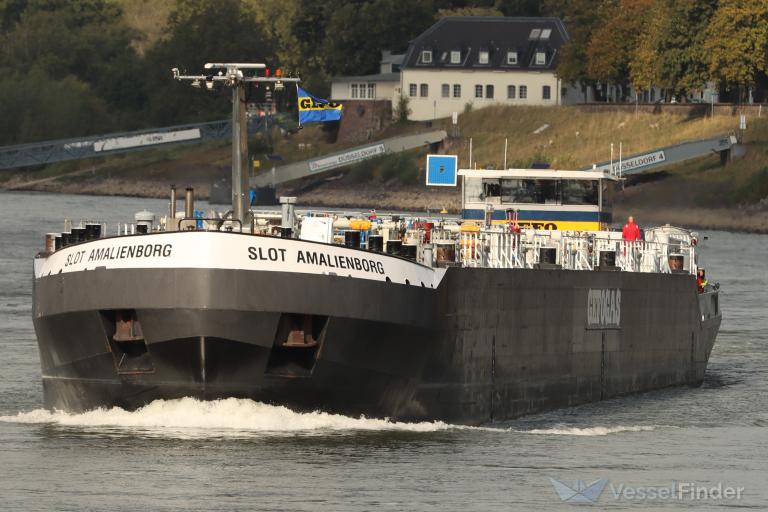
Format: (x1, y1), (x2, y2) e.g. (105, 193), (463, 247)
(622, 216), (641, 241)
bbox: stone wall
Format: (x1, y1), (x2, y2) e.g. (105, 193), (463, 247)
(336, 100), (393, 144)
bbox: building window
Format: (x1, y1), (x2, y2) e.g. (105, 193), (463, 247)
(475, 84), (483, 98)
(421, 50), (432, 63)
(535, 51), (546, 65)
(453, 84), (461, 98)
(478, 50), (489, 64)
(542, 85), (551, 100)
(507, 85), (516, 99)
(520, 85), (528, 99)
(409, 83), (417, 97)
(450, 50), (461, 64)
(486, 85), (494, 99)
(507, 51), (518, 65)
(441, 84), (449, 98)
(540, 28), (552, 40)
(351, 83), (358, 99)
(420, 83), (428, 97)
(368, 83), (376, 99)
(529, 28), (541, 40)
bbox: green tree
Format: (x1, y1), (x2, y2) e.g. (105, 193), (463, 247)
(704, 0), (768, 101)
(0, 69), (111, 144)
(629, 6), (664, 96)
(323, 0), (434, 79)
(142, 0), (276, 126)
(652, 0), (717, 96)
(587, 0), (654, 90)
(546, 0), (605, 102)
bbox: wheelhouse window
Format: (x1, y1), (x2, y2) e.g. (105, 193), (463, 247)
(486, 85), (494, 99)
(421, 50), (433, 63)
(453, 84), (461, 97)
(507, 51), (518, 65)
(441, 83), (449, 97)
(450, 50), (461, 64)
(507, 85), (516, 99)
(542, 85), (551, 100)
(420, 83), (428, 97)
(561, 180), (599, 205)
(475, 84), (483, 98)
(409, 83), (417, 97)
(500, 179), (559, 204)
(478, 50), (489, 64)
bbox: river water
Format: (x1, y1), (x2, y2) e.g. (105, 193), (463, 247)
(0, 191), (765, 511)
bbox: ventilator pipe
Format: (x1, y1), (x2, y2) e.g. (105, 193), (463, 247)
(169, 185), (177, 230)
(185, 187), (194, 219)
(280, 196), (297, 237)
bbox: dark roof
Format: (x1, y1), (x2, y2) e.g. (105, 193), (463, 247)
(402, 17), (569, 71)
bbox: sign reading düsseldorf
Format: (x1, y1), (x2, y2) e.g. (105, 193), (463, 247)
(594, 150), (666, 175)
(587, 288), (621, 328)
(308, 144), (386, 173)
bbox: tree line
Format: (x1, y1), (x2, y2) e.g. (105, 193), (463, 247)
(0, 0), (765, 146)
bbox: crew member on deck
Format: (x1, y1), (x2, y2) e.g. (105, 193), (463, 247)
(622, 216), (641, 241)
(697, 268), (708, 293)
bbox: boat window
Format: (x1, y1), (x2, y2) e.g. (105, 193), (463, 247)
(483, 179), (501, 199)
(561, 180), (598, 205)
(502, 179), (558, 204)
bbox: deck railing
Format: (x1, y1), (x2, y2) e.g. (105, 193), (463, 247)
(458, 230), (696, 274)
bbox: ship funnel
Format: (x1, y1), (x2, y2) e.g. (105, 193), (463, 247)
(280, 196), (296, 238)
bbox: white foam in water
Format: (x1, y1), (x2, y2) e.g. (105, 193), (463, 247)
(519, 425), (658, 436)
(0, 398), (661, 438)
(0, 397), (485, 438)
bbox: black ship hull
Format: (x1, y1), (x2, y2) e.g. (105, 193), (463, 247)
(33, 245), (720, 423)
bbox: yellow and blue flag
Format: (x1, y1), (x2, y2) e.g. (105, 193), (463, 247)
(297, 87), (343, 124)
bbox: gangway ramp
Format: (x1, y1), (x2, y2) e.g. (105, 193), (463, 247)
(582, 134), (738, 176)
(250, 130), (447, 187)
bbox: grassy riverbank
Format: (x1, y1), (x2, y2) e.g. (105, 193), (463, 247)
(2, 105), (767, 232)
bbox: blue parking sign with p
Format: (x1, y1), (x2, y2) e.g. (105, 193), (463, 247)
(426, 155), (458, 187)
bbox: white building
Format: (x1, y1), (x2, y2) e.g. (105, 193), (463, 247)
(399, 17), (578, 121)
(330, 51), (404, 105)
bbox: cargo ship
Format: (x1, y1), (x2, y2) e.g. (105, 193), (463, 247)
(31, 64), (720, 423)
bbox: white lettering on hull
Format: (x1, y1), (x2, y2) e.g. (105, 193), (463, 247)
(587, 288), (621, 328)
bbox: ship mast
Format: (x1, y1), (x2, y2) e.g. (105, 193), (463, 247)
(172, 63), (300, 224)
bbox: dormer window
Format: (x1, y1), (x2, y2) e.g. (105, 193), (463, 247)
(478, 50), (489, 64)
(535, 51), (546, 65)
(507, 51), (518, 65)
(421, 50), (433, 64)
(450, 50), (461, 64)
